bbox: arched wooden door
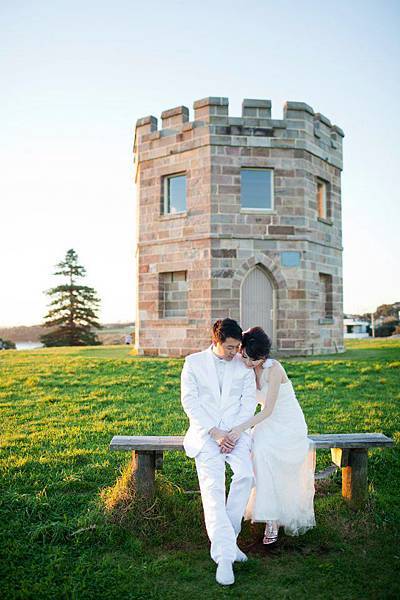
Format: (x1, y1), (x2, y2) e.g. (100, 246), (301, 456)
(241, 265), (274, 341)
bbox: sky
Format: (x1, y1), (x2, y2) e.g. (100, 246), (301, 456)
(1, 0), (399, 327)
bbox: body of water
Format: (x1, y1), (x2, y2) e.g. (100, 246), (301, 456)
(15, 342), (44, 350)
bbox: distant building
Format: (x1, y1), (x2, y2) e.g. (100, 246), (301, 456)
(134, 97), (344, 356)
(344, 317), (370, 339)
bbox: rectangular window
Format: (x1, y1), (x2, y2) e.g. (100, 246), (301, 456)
(317, 178), (330, 220)
(159, 271), (187, 318)
(163, 174), (186, 214)
(319, 273), (333, 319)
(241, 168), (273, 210)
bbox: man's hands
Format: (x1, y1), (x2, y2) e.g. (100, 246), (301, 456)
(209, 427), (241, 454)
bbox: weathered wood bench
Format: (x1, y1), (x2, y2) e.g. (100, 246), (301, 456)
(109, 433), (393, 509)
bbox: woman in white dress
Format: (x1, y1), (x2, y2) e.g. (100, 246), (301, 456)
(227, 327), (316, 545)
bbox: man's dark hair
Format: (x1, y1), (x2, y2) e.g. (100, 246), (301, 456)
(212, 318), (243, 343)
(241, 326), (271, 360)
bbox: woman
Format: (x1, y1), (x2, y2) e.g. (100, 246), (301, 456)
(227, 327), (315, 544)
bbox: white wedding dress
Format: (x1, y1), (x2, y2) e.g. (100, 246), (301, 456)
(244, 359), (316, 535)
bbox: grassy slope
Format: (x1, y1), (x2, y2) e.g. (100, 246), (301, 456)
(0, 339), (399, 599)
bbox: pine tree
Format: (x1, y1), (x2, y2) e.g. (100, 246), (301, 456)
(40, 249), (102, 347)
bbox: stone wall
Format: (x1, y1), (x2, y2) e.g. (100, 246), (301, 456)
(134, 98), (344, 356)
(134, 109), (213, 355)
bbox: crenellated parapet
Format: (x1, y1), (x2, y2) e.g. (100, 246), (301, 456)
(134, 97), (344, 171)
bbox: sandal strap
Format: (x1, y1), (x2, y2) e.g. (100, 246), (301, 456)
(263, 535), (278, 545)
(263, 520), (278, 544)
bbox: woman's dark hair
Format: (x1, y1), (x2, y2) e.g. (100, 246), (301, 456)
(241, 327), (271, 360)
(212, 318), (243, 343)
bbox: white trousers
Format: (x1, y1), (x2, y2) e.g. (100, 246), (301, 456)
(195, 435), (254, 563)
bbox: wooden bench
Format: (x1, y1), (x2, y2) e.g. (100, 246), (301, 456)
(109, 433), (393, 509)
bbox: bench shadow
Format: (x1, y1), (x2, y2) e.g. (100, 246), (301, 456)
(100, 461), (206, 547)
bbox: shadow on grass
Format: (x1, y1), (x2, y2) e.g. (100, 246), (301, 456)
(89, 459), (400, 598)
(101, 460), (206, 549)
(100, 460), (378, 560)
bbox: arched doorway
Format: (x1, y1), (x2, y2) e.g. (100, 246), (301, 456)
(241, 265), (275, 342)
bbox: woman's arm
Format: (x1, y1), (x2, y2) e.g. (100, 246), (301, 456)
(230, 366), (257, 426)
(227, 363), (284, 440)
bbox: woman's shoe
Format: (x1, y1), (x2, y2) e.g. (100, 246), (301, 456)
(263, 520), (278, 545)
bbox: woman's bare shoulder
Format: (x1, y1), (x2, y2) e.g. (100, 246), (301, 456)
(269, 359), (289, 383)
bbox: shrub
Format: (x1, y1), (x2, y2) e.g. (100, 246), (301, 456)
(375, 321), (399, 338)
(0, 338), (16, 350)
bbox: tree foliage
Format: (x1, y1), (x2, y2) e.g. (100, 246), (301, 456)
(375, 320), (399, 338)
(0, 338), (16, 350)
(360, 302), (400, 324)
(374, 302), (400, 320)
(40, 249), (102, 347)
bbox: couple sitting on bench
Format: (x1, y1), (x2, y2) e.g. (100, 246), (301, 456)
(181, 318), (315, 586)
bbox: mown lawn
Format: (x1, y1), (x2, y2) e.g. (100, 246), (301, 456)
(0, 339), (399, 599)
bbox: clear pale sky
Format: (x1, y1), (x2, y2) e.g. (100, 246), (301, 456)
(1, 0), (399, 327)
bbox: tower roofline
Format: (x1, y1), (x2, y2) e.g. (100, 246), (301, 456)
(134, 97), (344, 171)
(135, 97), (344, 138)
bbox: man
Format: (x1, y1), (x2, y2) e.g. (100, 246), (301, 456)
(181, 318), (257, 586)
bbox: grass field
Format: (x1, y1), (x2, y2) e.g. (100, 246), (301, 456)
(0, 338), (399, 599)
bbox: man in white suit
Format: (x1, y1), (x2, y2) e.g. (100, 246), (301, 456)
(181, 318), (257, 586)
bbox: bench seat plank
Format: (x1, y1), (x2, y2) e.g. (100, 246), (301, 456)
(308, 433), (393, 449)
(110, 435), (184, 451)
(109, 433), (393, 452)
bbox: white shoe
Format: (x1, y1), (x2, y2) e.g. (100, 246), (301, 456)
(216, 560), (234, 585)
(235, 548), (248, 562)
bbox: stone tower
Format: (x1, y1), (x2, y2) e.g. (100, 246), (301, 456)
(134, 97), (344, 356)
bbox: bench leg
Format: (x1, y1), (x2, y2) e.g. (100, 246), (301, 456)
(131, 451), (156, 498)
(341, 449), (368, 509)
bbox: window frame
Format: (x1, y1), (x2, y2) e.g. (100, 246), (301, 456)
(318, 272), (334, 324)
(163, 172), (187, 215)
(240, 167), (274, 212)
(159, 270), (188, 319)
(316, 177), (332, 223)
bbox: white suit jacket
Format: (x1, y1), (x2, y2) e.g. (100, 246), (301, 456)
(181, 347), (257, 458)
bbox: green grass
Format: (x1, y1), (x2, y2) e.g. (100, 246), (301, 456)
(0, 338), (399, 599)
